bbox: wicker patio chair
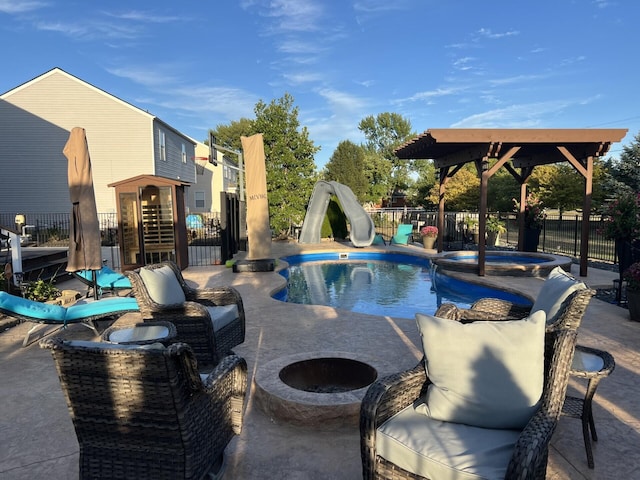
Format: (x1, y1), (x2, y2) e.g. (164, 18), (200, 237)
(436, 267), (596, 332)
(125, 261), (245, 367)
(41, 337), (247, 480)
(360, 312), (579, 480)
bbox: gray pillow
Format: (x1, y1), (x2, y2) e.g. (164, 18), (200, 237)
(139, 265), (186, 306)
(415, 310), (545, 429)
(531, 266), (586, 323)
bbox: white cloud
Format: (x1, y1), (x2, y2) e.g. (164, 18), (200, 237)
(283, 71), (324, 85)
(243, 0), (324, 33)
(396, 87), (467, 104)
(0, 0), (47, 14)
(451, 100), (573, 128)
(477, 28), (519, 39)
(104, 10), (186, 23)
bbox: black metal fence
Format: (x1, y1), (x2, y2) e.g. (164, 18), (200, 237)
(0, 212), (223, 268)
(1, 208), (621, 267)
(365, 208), (618, 265)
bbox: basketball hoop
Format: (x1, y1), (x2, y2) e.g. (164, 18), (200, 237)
(193, 156), (208, 175)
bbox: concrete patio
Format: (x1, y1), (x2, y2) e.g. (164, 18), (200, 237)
(1, 241), (638, 479)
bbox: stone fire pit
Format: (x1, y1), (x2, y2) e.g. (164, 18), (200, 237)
(253, 351), (383, 428)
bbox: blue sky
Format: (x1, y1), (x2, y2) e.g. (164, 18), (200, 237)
(1, 0), (639, 168)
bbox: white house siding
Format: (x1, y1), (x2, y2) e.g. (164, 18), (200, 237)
(0, 68), (195, 216)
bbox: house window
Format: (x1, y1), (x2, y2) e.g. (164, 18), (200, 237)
(159, 130), (166, 161)
(195, 191), (205, 209)
(181, 143), (187, 163)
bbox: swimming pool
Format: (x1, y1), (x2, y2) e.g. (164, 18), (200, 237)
(275, 252), (531, 319)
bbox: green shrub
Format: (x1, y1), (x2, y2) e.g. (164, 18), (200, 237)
(321, 199), (348, 239)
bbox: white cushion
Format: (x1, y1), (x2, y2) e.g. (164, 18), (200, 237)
(530, 266), (586, 323)
(139, 265), (186, 306)
(415, 311), (545, 429)
(206, 304), (239, 331)
(377, 404), (520, 480)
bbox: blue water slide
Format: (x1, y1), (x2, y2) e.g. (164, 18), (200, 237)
(298, 181), (376, 247)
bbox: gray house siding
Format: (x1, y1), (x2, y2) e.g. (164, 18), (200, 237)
(153, 122), (197, 184)
(0, 68), (196, 216)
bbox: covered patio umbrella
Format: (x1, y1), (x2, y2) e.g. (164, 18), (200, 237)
(64, 127), (102, 299)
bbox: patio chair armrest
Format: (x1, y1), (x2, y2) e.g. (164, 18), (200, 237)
(470, 298), (532, 317)
(435, 302), (522, 323)
(201, 354), (248, 434)
(505, 407), (557, 478)
(360, 359), (429, 479)
(185, 285), (241, 304)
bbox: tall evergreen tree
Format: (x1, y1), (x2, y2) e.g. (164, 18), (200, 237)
(253, 93), (319, 236)
(324, 140), (368, 202)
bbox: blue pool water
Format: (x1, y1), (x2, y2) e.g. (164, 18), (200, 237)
(275, 252), (531, 319)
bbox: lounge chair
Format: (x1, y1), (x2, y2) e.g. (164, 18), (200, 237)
(41, 337), (248, 480)
(390, 224), (414, 245)
(0, 291), (139, 346)
(71, 265), (132, 298)
(125, 261), (245, 368)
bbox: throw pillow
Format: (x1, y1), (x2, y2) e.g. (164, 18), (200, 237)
(139, 265), (186, 306)
(415, 310), (546, 429)
(531, 266), (586, 323)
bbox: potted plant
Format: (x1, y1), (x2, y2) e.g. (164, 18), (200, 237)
(485, 216), (506, 247)
(601, 192), (640, 302)
(513, 193), (544, 251)
(623, 262), (640, 321)
(464, 216), (479, 244)
(419, 225), (438, 249)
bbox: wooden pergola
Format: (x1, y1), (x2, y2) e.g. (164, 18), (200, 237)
(394, 128), (628, 276)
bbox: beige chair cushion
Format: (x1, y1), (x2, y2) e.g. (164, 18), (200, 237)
(415, 311), (545, 429)
(377, 403), (520, 480)
(206, 304), (239, 331)
(140, 265), (186, 306)
(530, 266), (586, 323)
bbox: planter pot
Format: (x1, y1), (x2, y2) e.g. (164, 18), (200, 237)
(422, 236), (436, 250)
(486, 232), (499, 247)
(523, 228), (541, 252)
(627, 290), (640, 322)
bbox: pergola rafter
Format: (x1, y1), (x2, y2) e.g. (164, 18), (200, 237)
(395, 128), (628, 276)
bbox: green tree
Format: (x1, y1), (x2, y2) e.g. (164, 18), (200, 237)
(210, 118), (254, 152)
(409, 159), (437, 208)
(253, 93), (319, 236)
(362, 150), (392, 204)
(428, 165), (480, 211)
(358, 112), (415, 200)
(324, 140), (368, 202)
(604, 131), (640, 193)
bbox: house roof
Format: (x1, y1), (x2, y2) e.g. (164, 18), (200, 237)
(1, 68), (195, 145)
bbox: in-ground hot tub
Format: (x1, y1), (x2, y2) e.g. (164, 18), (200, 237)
(431, 250), (573, 277)
(254, 351), (384, 428)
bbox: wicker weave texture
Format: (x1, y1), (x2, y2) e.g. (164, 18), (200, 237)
(359, 286), (592, 479)
(41, 338), (247, 480)
(125, 261), (246, 367)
